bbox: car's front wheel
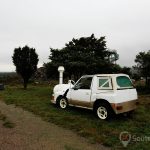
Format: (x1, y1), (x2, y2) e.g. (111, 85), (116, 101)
(58, 97), (68, 109)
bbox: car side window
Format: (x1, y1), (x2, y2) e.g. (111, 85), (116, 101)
(98, 77), (112, 89)
(74, 77), (92, 89)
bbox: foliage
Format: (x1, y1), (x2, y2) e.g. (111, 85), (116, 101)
(135, 50), (150, 87)
(12, 46), (39, 89)
(45, 34), (119, 80)
(121, 67), (131, 76)
(44, 62), (58, 79)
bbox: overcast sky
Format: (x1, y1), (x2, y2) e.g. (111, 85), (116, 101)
(0, 0), (150, 72)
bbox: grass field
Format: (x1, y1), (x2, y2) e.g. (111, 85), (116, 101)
(0, 85), (150, 149)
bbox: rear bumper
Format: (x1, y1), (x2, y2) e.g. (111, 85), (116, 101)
(111, 100), (138, 114)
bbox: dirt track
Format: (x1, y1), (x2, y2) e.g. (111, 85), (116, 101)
(0, 101), (109, 150)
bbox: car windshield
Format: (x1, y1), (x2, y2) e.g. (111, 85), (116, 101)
(116, 76), (133, 89)
(74, 77), (92, 89)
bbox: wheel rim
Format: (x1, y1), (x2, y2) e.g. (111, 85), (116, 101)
(60, 99), (67, 109)
(97, 106), (108, 119)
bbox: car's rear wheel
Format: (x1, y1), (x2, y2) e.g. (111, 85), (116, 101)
(95, 103), (113, 120)
(58, 97), (68, 109)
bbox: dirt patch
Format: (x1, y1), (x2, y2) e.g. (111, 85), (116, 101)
(0, 101), (109, 150)
(0, 110), (15, 128)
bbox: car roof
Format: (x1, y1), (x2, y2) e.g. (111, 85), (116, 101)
(82, 74), (128, 78)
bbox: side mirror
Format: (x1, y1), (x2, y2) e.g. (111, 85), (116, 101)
(68, 80), (75, 85)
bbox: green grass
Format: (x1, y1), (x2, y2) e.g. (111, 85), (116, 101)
(0, 85), (150, 149)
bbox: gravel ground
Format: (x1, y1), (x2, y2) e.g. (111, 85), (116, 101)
(0, 101), (109, 150)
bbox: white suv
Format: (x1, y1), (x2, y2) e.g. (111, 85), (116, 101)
(51, 74), (138, 120)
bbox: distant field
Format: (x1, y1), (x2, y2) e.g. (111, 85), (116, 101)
(0, 72), (16, 76)
(0, 85), (150, 150)
(0, 72), (18, 84)
(0, 72), (16, 79)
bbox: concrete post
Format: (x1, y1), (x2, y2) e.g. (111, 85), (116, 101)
(58, 66), (64, 84)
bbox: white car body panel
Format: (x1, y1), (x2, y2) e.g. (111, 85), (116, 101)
(53, 82), (74, 102)
(114, 89), (137, 103)
(69, 88), (91, 101)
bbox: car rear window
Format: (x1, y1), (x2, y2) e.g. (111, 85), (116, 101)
(116, 76), (133, 89)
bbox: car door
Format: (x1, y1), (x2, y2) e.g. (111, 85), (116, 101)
(69, 76), (93, 108)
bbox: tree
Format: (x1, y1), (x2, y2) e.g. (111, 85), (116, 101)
(44, 62), (58, 79)
(107, 49), (119, 64)
(12, 46), (39, 89)
(135, 50), (150, 87)
(46, 34), (119, 80)
(121, 67), (131, 76)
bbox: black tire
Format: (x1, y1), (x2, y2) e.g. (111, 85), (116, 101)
(57, 97), (68, 109)
(94, 102), (113, 120)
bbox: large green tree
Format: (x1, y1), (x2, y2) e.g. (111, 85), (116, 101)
(12, 46), (39, 89)
(135, 50), (150, 87)
(46, 34), (119, 80)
